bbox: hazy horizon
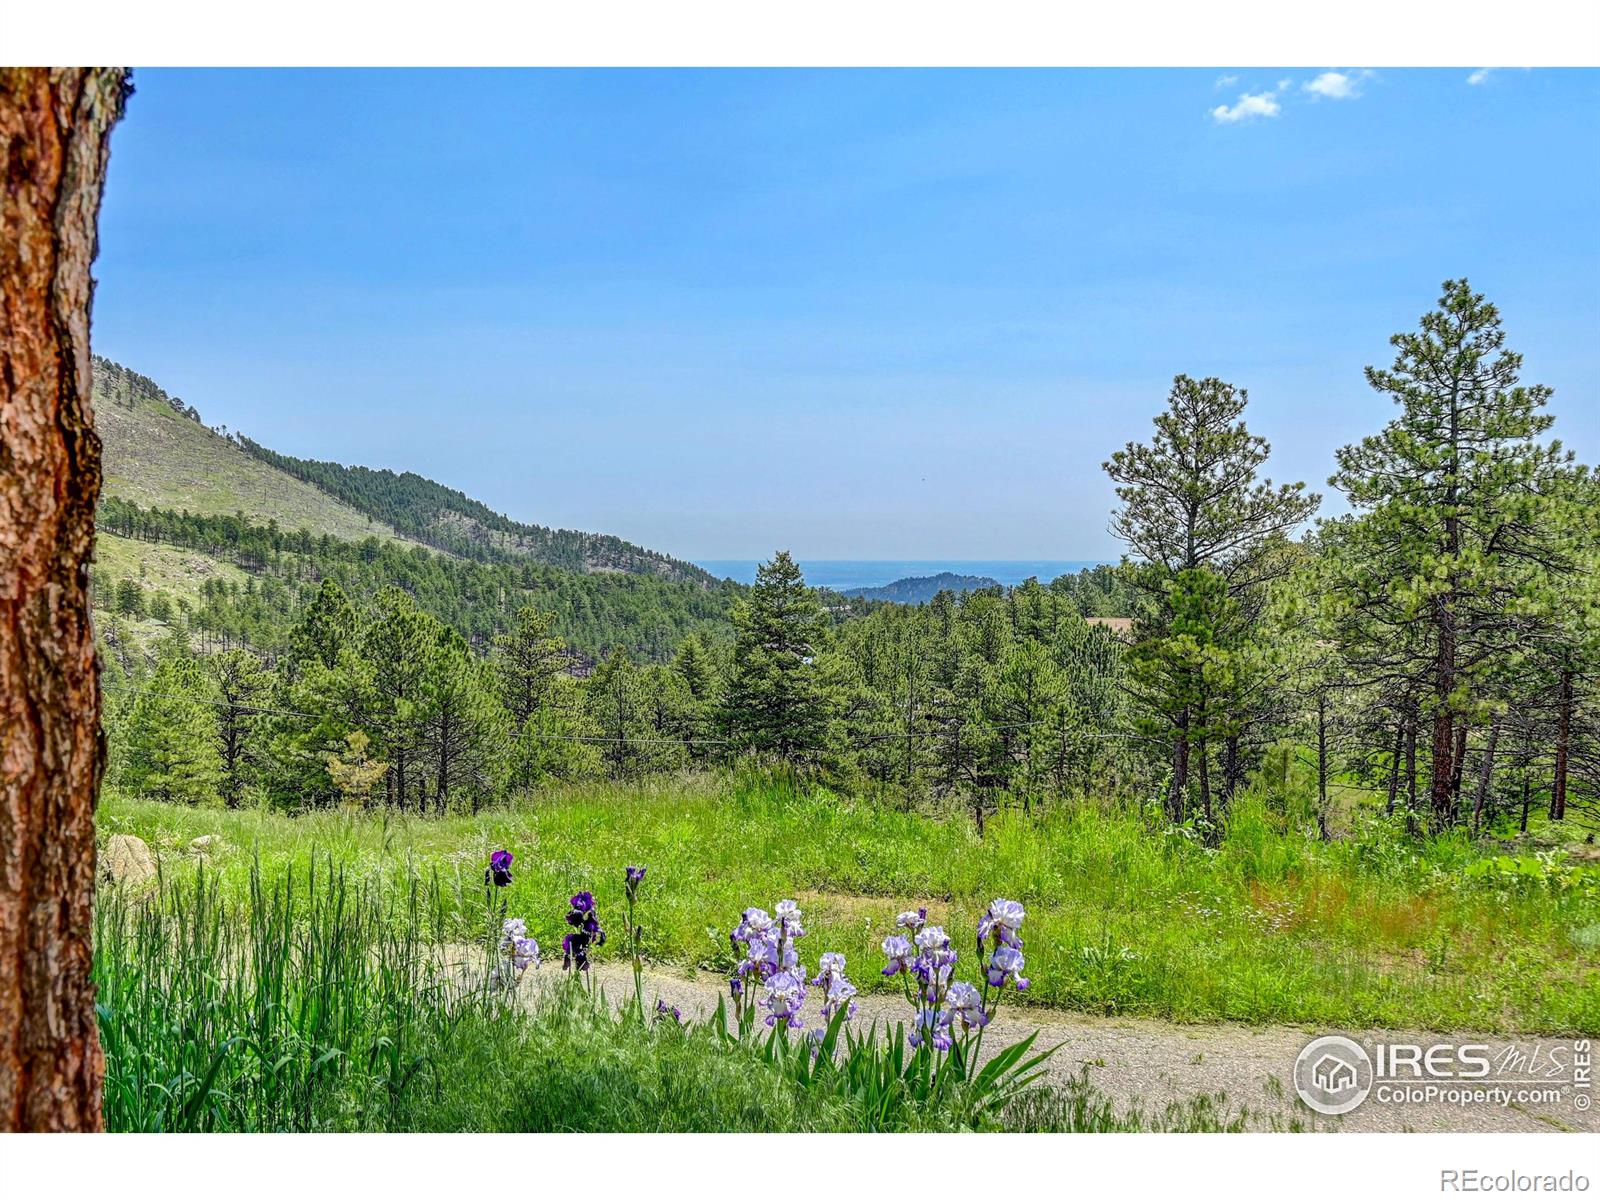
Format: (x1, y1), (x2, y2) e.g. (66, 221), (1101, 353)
(91, 68), (1599, 561)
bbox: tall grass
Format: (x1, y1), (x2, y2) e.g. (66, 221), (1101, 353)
(100, 772), (1600, 1033)
(96, 860), (1254, 1132)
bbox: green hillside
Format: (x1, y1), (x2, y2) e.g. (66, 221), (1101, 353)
(235, 436), (713, 582)
(94, 357), (413, 546)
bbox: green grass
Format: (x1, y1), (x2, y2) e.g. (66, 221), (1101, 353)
(100, 772), (1600, 1034)
(93, 532), (252, 607)
(96, 859), (1255, 1132)
(95, 379), (414, 546)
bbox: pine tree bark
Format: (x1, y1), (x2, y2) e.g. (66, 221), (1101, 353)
(1471, 718), (1500, 835)
(1167, 713), (1190, 824)
(1385, 717), (1404, 815)
(1552, 669), (1573, 821)
(0, 67), (127, 1132)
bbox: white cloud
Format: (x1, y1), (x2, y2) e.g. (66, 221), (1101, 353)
(1467, 68), (1493, 85)
(1215, 74), (1238, 89)
(1210, 91), (1282, 124)
(1303, 70), (1369, 100)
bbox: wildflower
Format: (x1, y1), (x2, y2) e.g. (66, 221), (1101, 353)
(913, 947), (958, 1005)
(880, 934), (916, 977)
(986, 944), (1029, 991)
(914, 925), (950, 953)
(509, 936), (540, 972)
(562, 891), (605, 971)
(729, 978), (743, 999)
(811, 952), (858, 1023)
(499, 917), (527, 947)
(977, 898), (1026, 949)
(775, 898), (805, 939)
(486, 849), (514, 888)
(654, 998), (683, 1025)
(763, 970), (806, 1030)
(908, 1006), (952, 1052)
(734, 907), (773, 940)
(896, 907), (928, 934)
(946, 981), (988, 1031)
(625, 865), (647, 900)
(811, 951), (848, 989)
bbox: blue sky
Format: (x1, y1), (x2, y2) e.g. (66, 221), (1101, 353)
(94, 68), (1599, 560)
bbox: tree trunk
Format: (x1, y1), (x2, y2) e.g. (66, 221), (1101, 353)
(1429, 609), (1457, 827)
(1449, 722), (1469, 818)
(1385, 718), (1403, 816)
(0, 68), (127, 1132)
(1197, 739), (1212, 829)
(1167, 713), (1189, 824)
(1404, 714), (1419, 838)
(1316, 690), (1329, 826)
(1222, 733), (1241, 805)
(1471, 718), (1500, 835)
(1552, 670), (1572, 821)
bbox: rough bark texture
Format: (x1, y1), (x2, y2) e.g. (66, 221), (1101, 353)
(1, 67), (127, 1132)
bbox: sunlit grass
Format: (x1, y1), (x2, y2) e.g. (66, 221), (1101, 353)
(100, 771), (1600, 1033)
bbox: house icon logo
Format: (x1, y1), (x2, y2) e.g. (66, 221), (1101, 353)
(1294, 1035), (1374, 1115)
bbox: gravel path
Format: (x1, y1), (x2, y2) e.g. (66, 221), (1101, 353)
(510, 960), (1594, 1133)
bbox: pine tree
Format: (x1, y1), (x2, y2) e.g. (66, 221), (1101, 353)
(361, 587), (438, 810)
(1104, 375), (1318, 819)
(720, 551), (833, 763)
(1327, 280), (1572, 828)
(587, 647), (649, 778)
(206, 648), (272, 805)
(119, 653), (224, 805)
(417, 627), (511, 812)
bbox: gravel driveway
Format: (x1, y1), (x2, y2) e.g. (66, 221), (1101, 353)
(513, 960), (1594, 1133)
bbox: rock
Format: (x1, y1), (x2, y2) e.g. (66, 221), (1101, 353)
(189, 834), (222, 854)
(102, 834), (157, 887)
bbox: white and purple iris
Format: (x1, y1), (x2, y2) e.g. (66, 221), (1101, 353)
(977, 898), (1026, 950)
(810, 952), (858, 1023)
(491, 916), (540, 989)
(985, 944), (1029, 992)
(946, 981), (988, 1030)
(880, 897), (1029, 1055)
(907, 1006), (953, 1052)
(763, 970), (807, 1030)
(880, 934), (915, 978)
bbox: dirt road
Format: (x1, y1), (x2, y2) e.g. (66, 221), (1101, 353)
(516, 960), (1594, 1133)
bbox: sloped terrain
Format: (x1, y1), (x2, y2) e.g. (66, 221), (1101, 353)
(94, 357), (415, 545)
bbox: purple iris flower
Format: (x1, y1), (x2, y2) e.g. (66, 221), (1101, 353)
(986, 945), (1029, 991)
(562, 892), (605, 970)
(881, 934), (915, 977)
(654, 998), (683, 1025)
(762, 970), (806, 1030)
(977, 898), (1026, 950)
(946, 981), (988, 1030)
(625, 865), (647, 901)
(486, 850), (514, 888)
(908, 1007), (953, 1052)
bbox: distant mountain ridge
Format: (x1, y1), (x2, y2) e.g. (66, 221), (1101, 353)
(842, 572), (1001, 604)
(92, 355), (712, 584)
(234, 436), (712, 583)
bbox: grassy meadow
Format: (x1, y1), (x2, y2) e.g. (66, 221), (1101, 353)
(101, 771), (1600, 1036)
